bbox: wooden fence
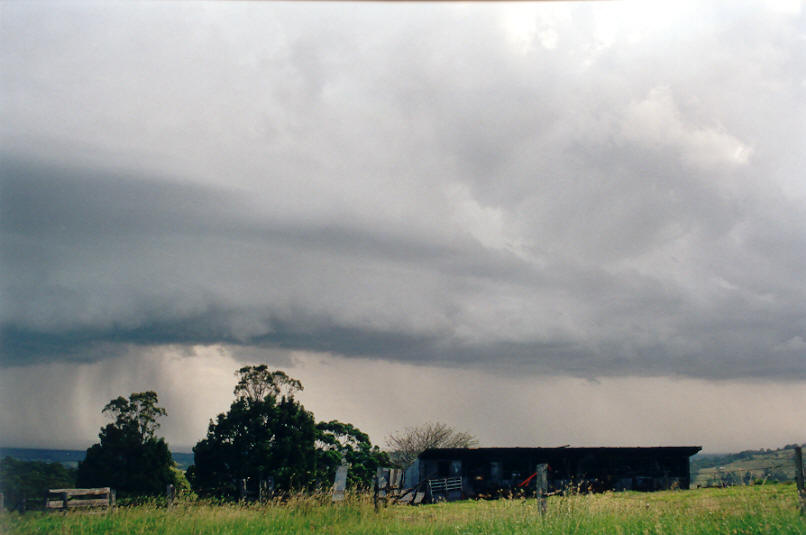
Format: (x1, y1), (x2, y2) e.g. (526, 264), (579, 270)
(46, 488), (115, 510)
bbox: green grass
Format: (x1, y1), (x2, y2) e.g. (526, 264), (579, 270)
(693, 448), (798, 487)
(2, 484), (804, 535)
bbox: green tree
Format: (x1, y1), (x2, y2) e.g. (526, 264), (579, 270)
(0, 457), (76, 511)
(77, 391), (176, 498)
(188, 366), (390, 497)
(189, 367), (317, 496)
(316, 420), (390, 489)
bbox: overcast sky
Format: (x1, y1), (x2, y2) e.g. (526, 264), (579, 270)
(1, 1), (804, 453)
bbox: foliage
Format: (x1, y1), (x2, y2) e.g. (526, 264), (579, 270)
(0, 457), (76, 511)
(190, 367), (317, 496)
(170, 466), (193, 496)
(385, 422), (478, 468)
(4, 483), (804, 534)
(189, 366), (389, 497)
(316, 420), (390, 489)
(76, 391), (176, 498)
(101, 391), (167, 441)
(233, 365), (303, 403)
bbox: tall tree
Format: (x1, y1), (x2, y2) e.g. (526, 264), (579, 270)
(189, 367), (317, 496)
(385, 422), (478, 468)
(189, 366), (391, 497)
(77, 391), (176, 498)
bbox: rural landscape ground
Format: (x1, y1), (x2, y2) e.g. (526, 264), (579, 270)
(3, 484), (804, 535)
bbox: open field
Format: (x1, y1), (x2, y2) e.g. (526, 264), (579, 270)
(693, 449), (799, 488)
(3, 484), (804, 535)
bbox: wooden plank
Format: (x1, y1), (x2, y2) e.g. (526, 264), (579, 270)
(49, 488), (110, 497)
(66, 498), (111, 508)
(47, 498), (111, 509)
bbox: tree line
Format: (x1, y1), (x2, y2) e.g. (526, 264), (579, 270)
(1, 365), (477, 507)
(67, 365), (476, 500)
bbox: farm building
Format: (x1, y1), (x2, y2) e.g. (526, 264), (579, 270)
(411, 446), (702, 496)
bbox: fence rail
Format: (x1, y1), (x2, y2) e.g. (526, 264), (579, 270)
(46, 488), (114, 510)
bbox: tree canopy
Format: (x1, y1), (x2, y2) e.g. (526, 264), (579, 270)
(233, 365), (303, 402)
(102, 390), (167, 441)
(385, 422), (478, 468)
(189, 366), (388, 497)
(189, 367), (317, 496)
(316, 420), (390, 489)
(77, 391), (176, 498)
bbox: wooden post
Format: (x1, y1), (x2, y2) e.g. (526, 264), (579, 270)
(373, 468), (381, 513)
(110, 489), (116, 508)
(61, 491), (69, 511)
(166, 484), (175, 507)
(795, 446), (805, 516)
(536, 464), (548, 515)
(239, 479), (247, 503)
(1, 491), (4, 511)
(332, 462), (349, 503)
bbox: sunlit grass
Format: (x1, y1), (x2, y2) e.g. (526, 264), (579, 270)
(2, 484), (804, 534)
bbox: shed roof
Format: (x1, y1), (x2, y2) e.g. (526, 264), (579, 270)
(419, 446), (702, 459)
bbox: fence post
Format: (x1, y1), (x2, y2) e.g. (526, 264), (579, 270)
(1, 491), (4, 511)
(239, 479), (247, 503)
(110, 489), (116, 508)
(332, 462), (349, 503)
(374, 468), (381, 513)
(166, 484), (175, 507)
(536, 464), (548, 515)
(795, 446), (805, 516)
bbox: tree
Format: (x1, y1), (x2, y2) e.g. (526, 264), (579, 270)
(234, 365), (303, 402)
(316, 420), (390, 489)
(101, 391), (167, 440)
(0, 457), (76, 511)
(189, 366), (317, 496)
(77, 391), (176, 498)
(189, 366), (391, 497)
(385, 422), (478, 468)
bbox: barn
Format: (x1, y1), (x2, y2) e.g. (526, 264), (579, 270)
(412, 446), (702, 496)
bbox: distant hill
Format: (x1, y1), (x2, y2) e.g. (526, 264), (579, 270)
(0, 447), (195, 471)
(690, 443), (804, 487)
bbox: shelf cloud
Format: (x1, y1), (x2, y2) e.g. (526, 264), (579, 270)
(1, 1), (804, 449)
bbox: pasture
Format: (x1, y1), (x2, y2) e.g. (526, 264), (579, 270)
(3, 483), (804, 535)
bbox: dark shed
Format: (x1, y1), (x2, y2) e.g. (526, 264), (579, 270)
(418, 446), (702, 495)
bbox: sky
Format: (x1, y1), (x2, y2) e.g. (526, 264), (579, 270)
(1, 0), (804, 454)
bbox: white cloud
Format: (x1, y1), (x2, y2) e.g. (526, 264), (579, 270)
(621, 86), (752, 170)
(2, 1), (806, 448)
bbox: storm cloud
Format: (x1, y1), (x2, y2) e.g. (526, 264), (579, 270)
(2, 1), (806, 385)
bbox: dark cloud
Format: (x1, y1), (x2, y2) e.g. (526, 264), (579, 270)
(2, 2), (805, 382)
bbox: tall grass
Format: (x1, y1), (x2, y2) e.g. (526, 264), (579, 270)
(2, 483), (803, 534)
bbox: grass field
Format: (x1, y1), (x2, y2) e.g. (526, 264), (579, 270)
(2, 484), (804, 535)
(693, 449), (798, 487)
